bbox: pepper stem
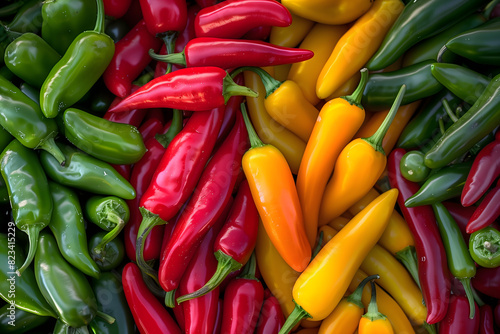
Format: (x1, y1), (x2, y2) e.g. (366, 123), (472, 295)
(362, 84), (406, 154)
(459, 278), (476, 319)
(423, 322), (437, 334)
(362, 281), (387, 322)
(165, 289), (177, 308)
(16, 225), (42, 276)
(342, 68), (368, 108)
(161, 32), (178, 75)
(278, 301), (311, 334)
(436, 45), (447, 63)
(239, 252), (257, 280)
(39, 137), (66, 166)
(94, 0), (105, 34)
(149, 49), (186, 67)
(93, 217), (125, 255)
(347, 274), (379, 309)
(176, 250), (243, 303)
(395, 246), (421, 290)
(231, 66), (281, 98)
(442, 99), (459, 123)
(156, 109), (183, 148)
(96, 311), (115, 324)
(241, 103), (265, 149)
(223, 72), (258, 103)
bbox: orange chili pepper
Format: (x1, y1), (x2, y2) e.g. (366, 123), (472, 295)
(269, 12), (315, 48)
(297, 69), (368, 247)
(358, 281), (395, 334)
(241, 103), (311, 273)
(316, 0), (404, 99)
(282, 0), (373, 25)
(318, 85), (406, 226)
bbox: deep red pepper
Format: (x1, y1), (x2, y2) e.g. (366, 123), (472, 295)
(195, 0), (218, 9)
(471, 266), (500, 299)
(110, 163), (131, 180)
(388, 148), (451, 325)
(467, 179), (500, 234)
(103, 0), (132, 19)
(494, 301), (500, 328)
(103, 85), (147, 127)
(243, 25), (272, 41)
(103, 19), (162, 98)
(215, 74), (245, 148)
(438, 294), (479, 334)
(107, 67), (258, 113)
(173, 289), (185, 332)
(122, 262), (182, 334)
(220, 253), (264, 334)
(138, 117), (164, 142)
(255, 293), (285, 334)
(158, 111), (249, 307)
(212, 299), (223, 334)
(139, 0), (187, 36)
(442, 201), (476, 243)
(479, 304), (496, 334)
(194, 0), (292, 39)
(461, 136), (500, 207)
(150, 37), (314, 69)
(122, 0), (143, 28)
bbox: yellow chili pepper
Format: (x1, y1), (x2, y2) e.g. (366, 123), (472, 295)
(243, 71), (306, 174)
(288, 23), (349, 105)
(282, 0), (373, 25)
(318, 85), (406, 226)
(316, 0), (404, 99)
(278, 188), (398, 333)
(273, 64), (292, 82)
(358, 281), (395, 334)
(327, 216), (350, 231)
(326, 71), (361, 101)
(241, 103), (311, 273)
(296, 69), (368, 247)
(269, 12), (315, 48)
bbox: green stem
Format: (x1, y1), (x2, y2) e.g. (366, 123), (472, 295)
(223, 72), (258, 103)
(156, 109), (183, 148)
(93, 217), (125, 255)
(342, 68), (368, 108)
(278, 302), (311, 334)
(230, 66), (282, 98)
(436, 45), (447, 63)
(395, 246), (421, 290)
(460, 278), (476, 319)
(241, 102), (265, 149)
(161, 32), (178, 75)
(362, 281), (387, 321)
(133, 71), (154, 87)
(16, 224), (42, 276)
(94, 0), (105, 34)
(311, 231), (324, 260)
(239, 252), (257, 280)
(149, 48), (186, 67)
(442, 99), (459, 123)
(423, 322), (437, 334)
(39, 137), (66, 166)
(438, 118), (446, 135)
(362, 84), (406, 154)
(164, 289), (177, 308)
(471, 286), (485, 307)
(346, 274), (379, 309)
(96, 311), (115, 324)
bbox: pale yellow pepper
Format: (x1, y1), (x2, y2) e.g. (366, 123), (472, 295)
(282, 0), (373, 25)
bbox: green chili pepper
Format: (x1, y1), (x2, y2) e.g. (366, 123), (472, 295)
(53, 319), (72, 334)
(425, 72), (500, 169)
(4, 33), (61, 88)
(40, 0), (114, 119)
(0, 233), (56, 318)
(0, 75), (65, 165)
(41, 0), (97, 55)
(432, 203), (476, 319)
(0, 139), (53, 276)
(366, 0), (489, 70)
(89, 271), (134, 334)
(34, 231), (115, 330)
(399, 150), (431, 183)
(469, 226), (500, 268)
(361, 60), (443, 111)
(0, 303), (50, 333)
(3, 0), (43, 34)
(48, 181), (101, 279)
(39, 142), (136, 200)
(88, 231), (125, 272)
(405, 161), (473, 208)
(0, 126), (13, 153)
(63, 108), (146, 165)
(0, 177), (9, 204)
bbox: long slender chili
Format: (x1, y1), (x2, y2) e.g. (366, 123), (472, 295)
(255, 293), (285, 334)
(467, 179), (500, 234)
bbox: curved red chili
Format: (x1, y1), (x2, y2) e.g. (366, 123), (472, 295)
(194, 0), (292, 39)
(138, 117), (164, 142)
(471, 266), (500, 300)
(150, 37), (314, 69)
(243, 25), (272, 41)
(479, 304), (496, 334)
(466, 179), (500, 234)
(139, 0), (187, 36)
(103, 0), (132, 18)
(255, 293), (285, 334)
(158, 112), (249, 307)
(387, 148), (451, 325)
(103, 85), (146, 127)
(122, 262), (182, 334)
(438, 294), (479, 334)
(107, 67), (258, 112)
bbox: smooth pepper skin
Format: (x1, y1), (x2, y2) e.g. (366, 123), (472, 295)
(438, 294), (479, 334)
(139, 0), (187, 36)
(4, 32), (61, 88)
(3, 0), (44, 34)
(88, 231), (125, 271)
(472, 266), (500, 299)
(282, 0), (372, 25)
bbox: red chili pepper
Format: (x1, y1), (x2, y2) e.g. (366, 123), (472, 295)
(255, 293), (285, 334)
(471, 266), (500, 299)
(195, 0), (218, 9)
(103, 19), (162, 98)
(122, 262), (182, 334)
(243, 25), (272, 41)
(173, 290), (185, 333)
(138, 117), (164, 142)
(176, 179), (259, 303)
(212, 299), (223, 334)
(479, 304), (496, 334)
(103, 0), (133, 19)
(122, 0), (143, 28)
(104, 85), (147, 127)
(466, 179), (500, 234)
(139, 0), (187, 36)
(215, 75), (245, 148)
(438, 294), (480, 334)
(150, 37), (313, 69)
(494, 301), (500, 328)
(107, 67), (258, 113)
(442, 201), (476, 243)
(194, 0), (292, 39)
(158, 111), (249, 307)
(387, 148), (451, 325)
(220, 253), (264, 334)
(110, 163), (131, 180)
(461, 137), (500, 207)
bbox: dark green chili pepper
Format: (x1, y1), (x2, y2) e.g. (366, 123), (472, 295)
(88, 231), (125, 271)
(0, 303), (50, 333)
(88, 82), (115, 116)
(0, 66), (15, 82)
(0, 177), (9, 204)
(4, 33), (61, 88)
(361, 60), (443, 111)
(366, 0), (489, 70)
(63, 108), (146, 165)
(48, 181), (101, 279)
(39, 142), (136, 200)
(3, 0), (43, 34)
(431, 63), (490, 106)
(0, 139), (53, 276)
(405, 161), (473, 208)
(89, 271), (134, 334)
(34, 231), (115, 330)
(19, 82), (39, 104)
(53, 319), (72, 334)
(425, 72), (500, 169)
(41, 0), (97, 55)
(40, 0), (114, 119)
(0, 75), (65, 165)
(0, 233), (56, 318)
(469, 226), (500, 268)
(432, 203), (476, 319)
(399, 150), (431, 183)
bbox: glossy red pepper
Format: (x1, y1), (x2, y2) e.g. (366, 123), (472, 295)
(122, 0), (143, 27)
(103, 19), (162, 98)
(467, 179), (500, 234)
(212, 299), (223, 334)
(107, 67), (257, 112)
(194, 0), (292, 39)
(443, 201), (476, 243)
(215, 74), (245, 148)
(255, 293), (285, 334)
(243, 25), (272, 41)
(158, 112), (249, 307)
(150, 37), (313, 69)
(471, 266), (500, 299)
(479, 304), (496, 334)
(103, 0), (133, 19)
(103, 85), (147, 127)
(438, 294), (479, 334)
(461, 135), (500, 207)
(139, 0), (187, 36)
(176, 179), (259, 303)
(122, 262), (182, 334)
(138, 117), (164, 142)
(388, 148), (451, 325)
